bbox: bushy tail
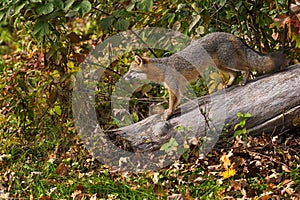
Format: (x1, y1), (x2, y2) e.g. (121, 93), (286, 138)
(242, 44), (289, 75)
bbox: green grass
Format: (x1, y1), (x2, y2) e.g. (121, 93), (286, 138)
(0, 125), (158, 199)
(0, 127), (216, 199)
(1, 122), (299, 199)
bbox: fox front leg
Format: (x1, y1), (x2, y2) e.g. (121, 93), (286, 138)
(163, 88), (179, 120)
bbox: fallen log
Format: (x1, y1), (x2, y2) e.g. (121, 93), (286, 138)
(111, 64), (300, 153)
(78, 64), (300, 171)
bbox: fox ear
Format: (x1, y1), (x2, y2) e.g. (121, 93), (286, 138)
(134, 55), (149, 66)
(134, 55), (143, 65)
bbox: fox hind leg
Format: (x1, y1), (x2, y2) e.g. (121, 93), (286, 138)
(226, 70), (238, 87)
(216, 63), (238, 88)
(239, 70), (250, 86)
(218, 67), (237, 88)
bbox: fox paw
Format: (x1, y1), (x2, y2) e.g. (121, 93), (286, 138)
(223, 84), (232, 89)
(162, 110), (173, 121)
(239, 81), (246, 86)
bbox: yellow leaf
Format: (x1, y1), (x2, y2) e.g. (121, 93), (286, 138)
(222, 168), (236, 179)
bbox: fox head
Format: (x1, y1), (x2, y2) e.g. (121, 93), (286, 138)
(123, 55), (150, 81)
(124, 55), (166, 83)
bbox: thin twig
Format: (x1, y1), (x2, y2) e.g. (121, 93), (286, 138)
(282, 0), (292, 48)
(92, 6), (110, 16)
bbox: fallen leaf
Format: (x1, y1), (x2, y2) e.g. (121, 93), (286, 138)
(39, 196), (51, 200)
(292, 115), (300, 126)
(56, 163), (68, 177)
(152, 172), (159, 184)
(261, 191), (272, 200)
(221, 168), (236, 179)
(184, 188), (193, 200)
(281, 179), (294, 186)
(230, 180), (241, 191)
(220, 150), (233, 170)
(282, 164), (292, 172)
(283, 187), (295, 195)
(90, 194), (97, 200)
(189, 137), (198, 145)
(0, 183), (9, 199)
(167, 194), (184, 200)
(71, 190), (83, 200)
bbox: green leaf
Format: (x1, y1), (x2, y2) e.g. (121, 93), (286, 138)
(78, 0), (91, 16)
(53, 105), (62, 115)
(234, 123), (240, 131)
(113, 18), (130, 31)
(37, 3), (54, 15)
(11, 2), (26, 17)
(141, 84), (152, 95)
(64, 0), (75, 11)
(236, 1), (242, 9)
(233, 129), (243, 137)
(113, 10), (132, 18)
(112, 117), (126, 127)
(51, 0), (64, 9)
(43, 10), (62, 21)
(296, 35), (300, 48)
(131, 112), (139, 123)
(0, 12), (5, 21)
(167, 13), (175, 24)
(137, 0), (153, 11)
(244, 113), (252, 118)
(237, 112), (243, 118)
(28, 109), (34, 120)
(126, 3), (135, 11)
(219, 0), (227, 7)
(33, 20), (50, 38)
(100, 16), (115, 31)
(65, 10), (78, 17)
(239, 119), (246, 128)
(160, 137), (178, 153)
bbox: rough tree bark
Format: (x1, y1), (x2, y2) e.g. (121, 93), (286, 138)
(111, 64), (300, 153)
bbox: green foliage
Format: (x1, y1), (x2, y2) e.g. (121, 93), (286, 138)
(0, 0), (92, 39)
(233, 112), (252, 138)
(0, 0), (294, 51)
(160, 137), (179, 153)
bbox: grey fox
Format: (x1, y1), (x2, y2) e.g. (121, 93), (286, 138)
(124, 32), (288, 120)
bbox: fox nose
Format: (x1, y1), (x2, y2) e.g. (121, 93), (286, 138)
(123, 73), (131, 80)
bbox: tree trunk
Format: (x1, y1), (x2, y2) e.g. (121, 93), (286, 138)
(110, 64), (300, 153)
